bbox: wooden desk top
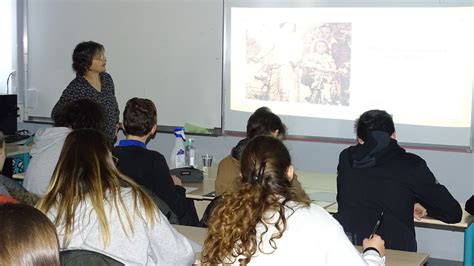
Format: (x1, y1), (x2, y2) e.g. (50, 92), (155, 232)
(182, 168), (337, 201)
(5, 144), (31, 157)
(413, 204), (474, 231)
(183, 178), (216, 200)
(173, 225), (429, 266)
(297, 171), (337, 193)
(326, 203), (474, 231)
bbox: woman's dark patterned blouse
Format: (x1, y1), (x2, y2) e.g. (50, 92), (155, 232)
(51, 72), (120, 143)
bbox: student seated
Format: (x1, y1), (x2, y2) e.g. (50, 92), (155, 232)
(0, 203), (60, 266)
(215, 107), (303, 196)
(335, 109), (462, 252)
(0, 131), (10, 198)
(203, 136), (385, 265)
(23, 99), (105, 196)
(113, 97), (199, 225)
(37, 129), (196, 265)
(0, 131), (37, 205)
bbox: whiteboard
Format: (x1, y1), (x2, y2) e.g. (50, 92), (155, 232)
(26, 0), (223, 130)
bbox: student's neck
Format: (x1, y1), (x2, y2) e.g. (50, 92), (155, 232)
(126, 135), (148, 144)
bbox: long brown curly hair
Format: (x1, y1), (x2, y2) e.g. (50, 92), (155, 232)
(202, 136), (310, 264)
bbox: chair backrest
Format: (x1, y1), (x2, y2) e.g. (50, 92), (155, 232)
(60, 249), (124, 266)
(140, 186), (180, 224)
(198, 196), (221, 227)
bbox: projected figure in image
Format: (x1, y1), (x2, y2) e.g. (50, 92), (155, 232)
(244, 22), (352, 106)
(246, 22), (302, 102)
(299, 23), (352, 105)
(300, 40), (337, 104)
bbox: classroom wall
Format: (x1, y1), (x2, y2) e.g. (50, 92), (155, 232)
(19, 122), (473, 261)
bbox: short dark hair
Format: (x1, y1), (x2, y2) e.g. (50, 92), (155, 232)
(53, 99), (105, 131)
(355, 109), (395, 141)
(0, 131), (4, 149)
(123, 98), (157, 137)
(246, 107), (287, 139)
(72, 41), (104, 76)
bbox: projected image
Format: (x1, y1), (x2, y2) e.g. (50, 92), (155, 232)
(245, 22), (352, 106)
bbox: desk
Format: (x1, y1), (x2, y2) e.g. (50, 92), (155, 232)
(182, 178), (336, 218)
(173, 225), (429, 266)
(183, 178), (216, 200)
(327, 203), (474, 266)
(5, 144), (31, 157)
(182, 169), (338, 201)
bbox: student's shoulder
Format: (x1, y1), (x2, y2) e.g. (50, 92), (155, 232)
(401, 151), (427, 168)
(338, 145), (357, 161)
(287, 202), (334, 223)
(287, 202), (342, 233)
(218, 155), (239, 167)
(113, 146), (160, 158)
(149, 149), (167, 162)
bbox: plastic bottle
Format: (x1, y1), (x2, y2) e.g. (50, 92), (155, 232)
(170, 127), (186, 169)
(185, 138), (195, 167)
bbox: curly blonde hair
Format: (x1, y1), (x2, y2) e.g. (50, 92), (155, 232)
(202, 136), (310, 264)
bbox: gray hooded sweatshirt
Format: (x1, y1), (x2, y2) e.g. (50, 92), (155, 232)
(23, 127), (71, 195)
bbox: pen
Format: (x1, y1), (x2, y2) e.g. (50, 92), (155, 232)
(369, 211), (384, 239)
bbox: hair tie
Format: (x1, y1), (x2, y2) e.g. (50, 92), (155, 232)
(255, 161), (266, 182)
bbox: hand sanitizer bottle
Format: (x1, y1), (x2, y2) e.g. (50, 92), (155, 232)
(170, 127), (186, 169)
(185, 138), (195, 167)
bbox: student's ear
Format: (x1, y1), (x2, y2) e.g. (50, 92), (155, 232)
(357, 138), (364, 144)
(286, 165), (294, 181)
(151, 125), (157, 134)
(390, 132), (397, 139)
(272, 129), (280, 137)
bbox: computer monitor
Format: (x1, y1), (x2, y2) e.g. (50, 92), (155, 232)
(0, 94), (18, 135)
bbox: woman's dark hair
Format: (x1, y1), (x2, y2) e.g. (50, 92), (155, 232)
(355, 109), (395, 141)
(203, 136), (309, 264)
(0, 203), (60, 266)
(123, 97), (157, 137)
(246, 107), (286, 139)
(53, 99), (105, 132)
(72, 41), (104, 76)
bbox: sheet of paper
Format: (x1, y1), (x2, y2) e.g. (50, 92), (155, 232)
(184, 186), (198, 193)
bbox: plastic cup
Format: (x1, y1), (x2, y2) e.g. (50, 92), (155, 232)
(202, 154), (213, 167)
(202, 154), (213, 178)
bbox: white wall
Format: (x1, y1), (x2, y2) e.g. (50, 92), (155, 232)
(0, 0), (15, 94)
(18, 122), (473, 261)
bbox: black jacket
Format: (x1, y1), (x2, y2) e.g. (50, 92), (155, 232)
(466, 196), (474, 215)
(334, 131), (462, 252)
(113, 146), (198, 226)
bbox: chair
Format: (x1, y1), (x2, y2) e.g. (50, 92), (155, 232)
(141, 187), (180, 225)
(60, 249), (124, 266)
(198, 196), (221, 227)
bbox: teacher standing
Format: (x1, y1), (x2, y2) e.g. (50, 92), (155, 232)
(51, 41), (119, 145)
